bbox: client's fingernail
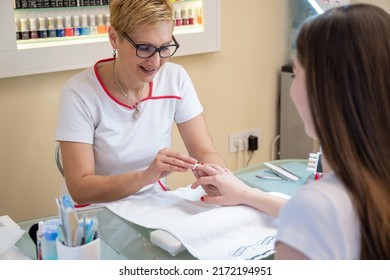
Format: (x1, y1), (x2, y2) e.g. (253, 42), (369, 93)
(200, 196), (205, 202)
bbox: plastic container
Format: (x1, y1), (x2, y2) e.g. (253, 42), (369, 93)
(41, 219), (61, 260)
(56, 237), (101, 260)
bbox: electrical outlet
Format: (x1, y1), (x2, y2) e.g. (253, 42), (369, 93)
(229, 128), (260, 153)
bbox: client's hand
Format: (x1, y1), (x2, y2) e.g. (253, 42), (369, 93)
(191, 164), (251, 206)
(191, 164), (220, 197)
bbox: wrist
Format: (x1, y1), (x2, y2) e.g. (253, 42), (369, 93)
(238, 187), (259, 206)
(136, 169), (154, 187)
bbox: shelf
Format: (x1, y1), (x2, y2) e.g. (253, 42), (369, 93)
(17, 35), (108, 49)
(0, 0), (220, 78)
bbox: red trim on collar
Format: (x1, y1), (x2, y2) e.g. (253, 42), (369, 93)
(94, 58), (182, 108)
(148, 96), (182, 100)
(94, 58), (153, 109)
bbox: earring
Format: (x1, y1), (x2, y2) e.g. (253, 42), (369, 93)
(113, 48), (117, 58)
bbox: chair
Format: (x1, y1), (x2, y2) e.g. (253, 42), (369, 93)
(55, 142), (64, 177)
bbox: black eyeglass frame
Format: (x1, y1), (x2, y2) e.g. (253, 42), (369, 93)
(121, 33), (180, 58)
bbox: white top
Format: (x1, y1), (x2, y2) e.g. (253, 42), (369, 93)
(276, 172), (361, 259)
(56, 58), (203, 194)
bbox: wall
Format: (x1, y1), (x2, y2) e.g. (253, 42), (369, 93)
(0, 0), (291, 222)
(352, 0), (389, 11)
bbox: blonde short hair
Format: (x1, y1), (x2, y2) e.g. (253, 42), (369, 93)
(109, 0), (174, 35)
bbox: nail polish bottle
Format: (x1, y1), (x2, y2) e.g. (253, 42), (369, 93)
(15, 20), (21, 40)
(80, 14), (90, 35)
(42, 0), (50, 8)
(56, 16), (65, 37)
(175, 9), (182, 26)
(38, 17), (48, 39)
(73, 15), (81, 36)
(196, 7), (203, 25)
(15, 0), (22, 9)
(29, 0), (37, 8)
(89, 15), (97, 35)
(29, 18), (39, 39)
(188, 8), (194, 25)
(21, 0), (28, 9)
(20, 18), (30, 40)
(64, 15), (74, 36)
(47, 17), (57, 38)
(97, 14), (106, 34)
(181, 9), (188, 26)
(105, 14), (110, 33)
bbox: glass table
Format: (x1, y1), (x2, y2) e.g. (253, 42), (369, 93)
(15, 159), (311, 260)
(235, 159), (312, 197)
(16, 206), (196, 260)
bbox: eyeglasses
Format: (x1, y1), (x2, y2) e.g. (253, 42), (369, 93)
(122, 33), (180, 59)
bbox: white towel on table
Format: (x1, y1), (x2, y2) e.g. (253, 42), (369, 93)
(106, 186), (280, 260)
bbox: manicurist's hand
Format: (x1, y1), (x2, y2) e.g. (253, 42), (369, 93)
(191, 164), (252, 206)
(143, 148), (198, 183)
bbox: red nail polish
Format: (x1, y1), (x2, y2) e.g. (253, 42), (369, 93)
(200, 196), (204, 202)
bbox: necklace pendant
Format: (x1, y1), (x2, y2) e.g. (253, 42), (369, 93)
(133, 107), (141, 119)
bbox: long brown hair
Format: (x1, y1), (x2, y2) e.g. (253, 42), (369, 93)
(297, 4), (390, 259)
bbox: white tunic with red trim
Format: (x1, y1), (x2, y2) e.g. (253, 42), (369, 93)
(55, 58), (203, 195)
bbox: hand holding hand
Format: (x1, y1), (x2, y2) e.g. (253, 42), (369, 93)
(143, 148), (197, 183)
(191, 164), (220, 197)
(191, 164), (251, 206)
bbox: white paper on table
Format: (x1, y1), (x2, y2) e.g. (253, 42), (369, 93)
(0, 215), (28, 259)
(106, 186), (281, 260)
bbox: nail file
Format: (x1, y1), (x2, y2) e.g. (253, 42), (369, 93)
(264, 162), (301, 182)
(59, 194), (80, 247)
(150, 229), (186, 256)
